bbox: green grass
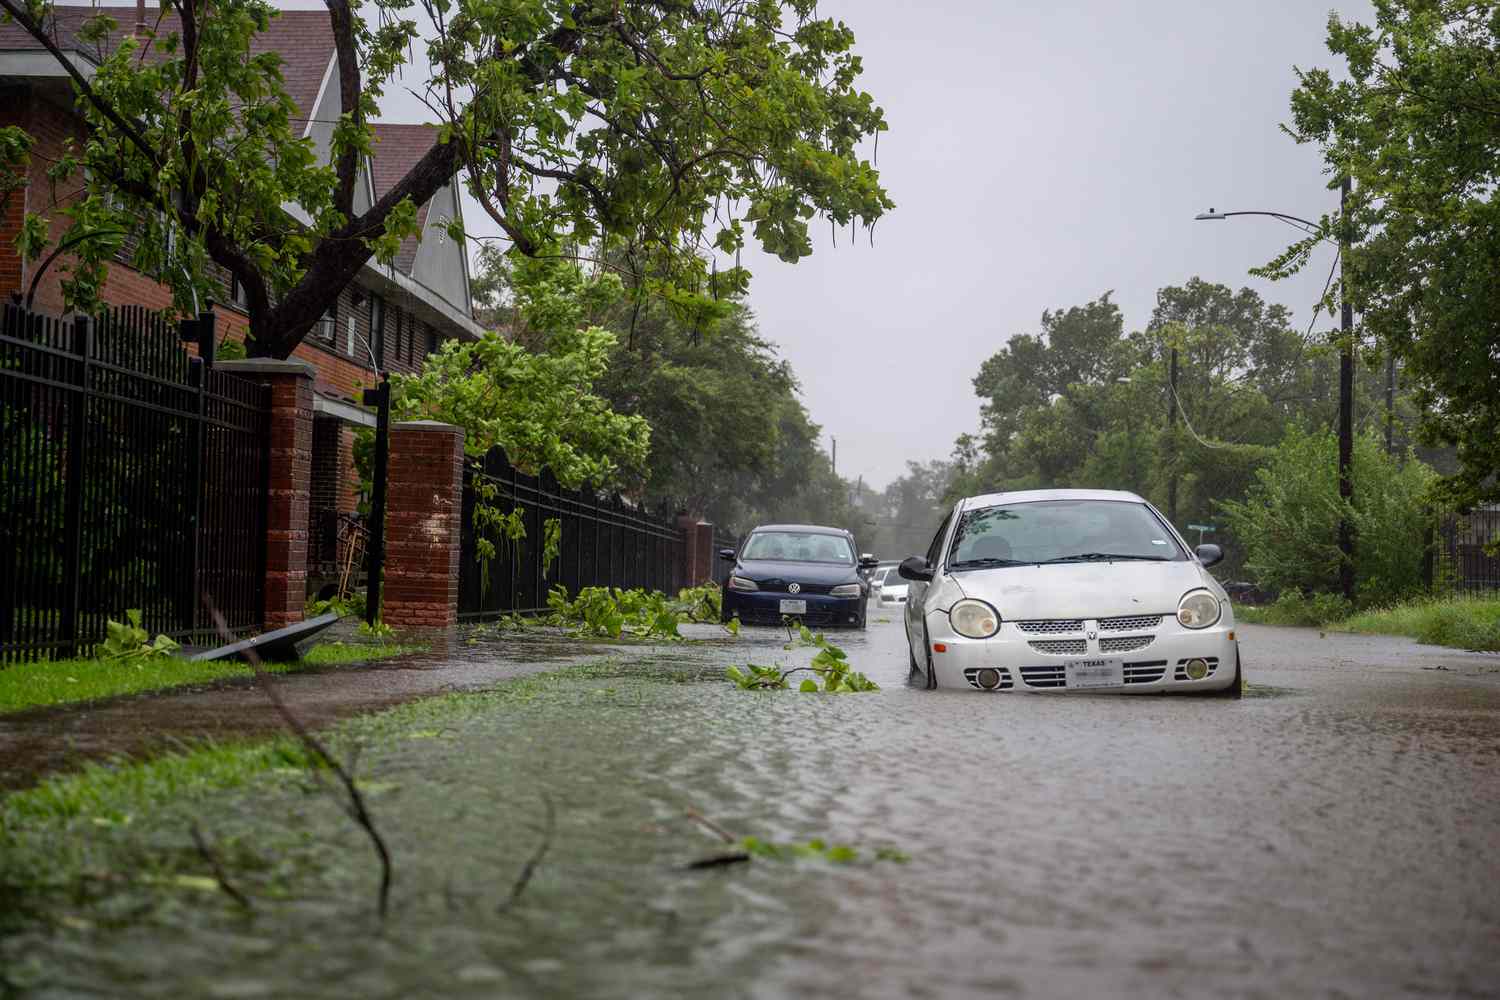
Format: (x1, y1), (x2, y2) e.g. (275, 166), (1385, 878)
(0, 642), (425, 715)
(1331, 596), (1500, 651)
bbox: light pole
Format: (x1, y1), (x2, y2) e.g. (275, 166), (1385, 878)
(1195, 179), (1356, 602)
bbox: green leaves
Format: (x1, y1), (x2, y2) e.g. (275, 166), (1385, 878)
(99, 610), (180, 662)
(726, 624), (878, 693)
(544, 583), (728, 641)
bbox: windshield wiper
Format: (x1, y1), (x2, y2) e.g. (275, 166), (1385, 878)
(1036, 552), (1172, 564)
(949, 557), (1024, 569)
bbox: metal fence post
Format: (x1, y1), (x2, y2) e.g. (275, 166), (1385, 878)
(184, 355), (206, 632)
(58, 315), (91, 655)
(1423, 506), (1436, 593)
(362, 375), (390, 626)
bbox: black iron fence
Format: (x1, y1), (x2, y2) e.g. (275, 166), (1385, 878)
(459, 447), (685, 617)
(1431, 506), (1500, 595)
(0, 304), (269, 661)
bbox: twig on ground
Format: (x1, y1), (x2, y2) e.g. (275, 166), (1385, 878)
(685, 808), (736, 844)
(206, 602), (394, 920)
(681, 851), (751, 870)
(189, 822), (252, 910)
(498, 792), (556, 913)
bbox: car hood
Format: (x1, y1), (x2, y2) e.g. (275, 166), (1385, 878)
(736, 560), (860, 585)
(949, 560), (1216, 619)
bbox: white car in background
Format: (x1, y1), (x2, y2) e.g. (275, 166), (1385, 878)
(898, 489), (1241, 696)
(873, 567), (908, 609)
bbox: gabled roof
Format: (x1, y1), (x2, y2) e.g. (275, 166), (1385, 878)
(0, 5), (333, 123)
(369, 123), (439, 276)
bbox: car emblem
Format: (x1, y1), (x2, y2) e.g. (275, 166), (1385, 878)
(788, 583), (801, 594)
(1087, 630), (1097, 640)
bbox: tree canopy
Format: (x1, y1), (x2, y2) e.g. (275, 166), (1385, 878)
(0, 0), (891, 357)
(1280, 0), (1500, 510)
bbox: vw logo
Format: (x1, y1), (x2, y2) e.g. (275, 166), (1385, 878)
(788, 583), (801, 594)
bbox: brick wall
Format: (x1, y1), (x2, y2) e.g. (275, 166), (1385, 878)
(384, 421), (465, 628)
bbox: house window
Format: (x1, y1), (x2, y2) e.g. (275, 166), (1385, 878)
(229, 274), (250, 310)
(316, 305), (336, 344)
(427, 326), (439, 356)
(368, 294), (385, 369)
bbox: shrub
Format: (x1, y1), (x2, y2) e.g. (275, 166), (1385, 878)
(1220, 426), (1434, 606)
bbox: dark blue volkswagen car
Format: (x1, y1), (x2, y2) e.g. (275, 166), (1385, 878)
(719, 524), (878, 628)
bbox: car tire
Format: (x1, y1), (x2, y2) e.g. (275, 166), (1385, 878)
(906, 624), (921, 678)
(922, 624), (938, 690)
(1211, 649), (1245, 699)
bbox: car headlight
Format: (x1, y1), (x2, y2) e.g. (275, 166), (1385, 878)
(727, 576), (759, 592)
(830, 583), (862, 597)
(950, 599), (1001, 639)
(1177, 590), (1222, 629)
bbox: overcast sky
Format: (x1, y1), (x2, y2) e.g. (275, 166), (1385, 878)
(356, 0), (1369, 489)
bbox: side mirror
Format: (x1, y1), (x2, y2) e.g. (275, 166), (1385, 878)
(897, 555), (934, 582)
(718, 547), (736, 561)
(1195, 543), (1223, 568)
(858, 555), (879, 569)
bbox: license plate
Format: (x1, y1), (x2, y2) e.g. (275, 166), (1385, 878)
(1065, 657), (1123, 689)
(779, 599), (807, 615)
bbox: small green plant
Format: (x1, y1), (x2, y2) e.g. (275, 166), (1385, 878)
(541, 516), (562, 577)
(98, 610), (179, 661)
(738, 836), (907, 864)
(544, 582), (736, 641)
(306, 591), (366, 619)
(357, 619), (396, 641)
(726, 624), (878, 693)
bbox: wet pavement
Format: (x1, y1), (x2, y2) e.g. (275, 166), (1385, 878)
(3, 614), (1499, 997)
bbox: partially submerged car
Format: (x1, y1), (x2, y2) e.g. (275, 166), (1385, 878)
(721, 524), (878, 628)
(899, 489), (1241, 695)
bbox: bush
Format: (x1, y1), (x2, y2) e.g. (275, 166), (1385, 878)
(1247, 589), (1353, 627)
(1220, 426), (1434, 606)
(1335, 596), (1500, 651)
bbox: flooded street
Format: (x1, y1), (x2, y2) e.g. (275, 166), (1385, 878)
(4, 616), (1500, 997)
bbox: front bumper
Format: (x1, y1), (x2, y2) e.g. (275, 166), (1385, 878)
(723, 589), (865, 628)
(924, 610), (1238, 693)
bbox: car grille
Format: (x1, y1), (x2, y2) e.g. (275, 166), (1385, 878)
(755, 580), (837, 595)
(1099, 614), (1162, 631)
(735, 607), (843, 627)
(1028, 639), (1088, 655)
(1123, 660), (1167, 684)
(1100, 634), (1154, 653)
(1016, 619), (1084, 634)
(962, 667), (1014, 691)
(1018, 660), (1167, 689)
(1173, 656), (1220, 680)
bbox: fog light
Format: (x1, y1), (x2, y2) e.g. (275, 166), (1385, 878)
(1185, 658), (1209, 680)
(976, 668), (1001, 690)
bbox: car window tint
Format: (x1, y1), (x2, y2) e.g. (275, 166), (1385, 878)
(948, 500), (1186, 565)
(925, 511), (953, 566)
(742, 532), (855, 564)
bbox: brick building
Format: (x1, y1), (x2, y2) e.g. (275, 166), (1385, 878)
(0, 7), (482, 597)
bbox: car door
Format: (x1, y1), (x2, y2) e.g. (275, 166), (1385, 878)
(906, 507), (955, 663)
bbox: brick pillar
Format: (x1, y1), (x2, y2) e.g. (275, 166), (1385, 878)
(384, 420), (465, 628)
(217, 359), (315, 630)
(676, 514), (715, 588)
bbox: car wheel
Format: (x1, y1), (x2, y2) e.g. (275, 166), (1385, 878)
(906, 624), (921, 678)
(922, 624), (938, 690)
(1211, 649), (1245, 699)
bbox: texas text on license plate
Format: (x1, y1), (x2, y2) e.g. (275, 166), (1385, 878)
(779, 599), (807, 615)
(1065, 657), (1123, 689)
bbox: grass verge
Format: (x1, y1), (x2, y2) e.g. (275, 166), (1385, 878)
(1332, 596), (1500, 651)
(0, 642), (425, 715)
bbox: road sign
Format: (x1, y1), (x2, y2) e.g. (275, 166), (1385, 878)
(1187, 524), (1216, 533)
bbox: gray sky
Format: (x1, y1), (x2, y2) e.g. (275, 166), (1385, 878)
(741, 0), (1372, 490)
(361, 0), (1370, 488)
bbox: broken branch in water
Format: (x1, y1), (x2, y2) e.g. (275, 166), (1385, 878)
(189, 822), (252, 910)
(685, 808), (736, 845)
(681, 852), (751, 871)
(498, 792), (556, 913)
(206, 602), (394, 920)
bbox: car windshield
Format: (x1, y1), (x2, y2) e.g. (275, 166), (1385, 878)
(742, 531), (855, 564)
(946, 500), (1185, 568)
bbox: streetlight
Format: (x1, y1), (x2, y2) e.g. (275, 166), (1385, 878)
(1195, 178), (1356, 603)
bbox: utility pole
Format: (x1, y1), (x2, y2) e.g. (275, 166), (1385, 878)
(1385, 350), (1396, 457)
(1167, 338), (1179, 525)
(831, 435), (837, 476)
(1338, 175), (1356, 603)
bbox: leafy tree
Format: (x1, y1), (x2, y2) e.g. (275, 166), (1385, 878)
(1276, 0), (1500, 511)
(1220, 426), (1435, 606)
(3, 0), (891, 356)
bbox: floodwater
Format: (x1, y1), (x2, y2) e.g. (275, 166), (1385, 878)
(3, 615), (1500, 997)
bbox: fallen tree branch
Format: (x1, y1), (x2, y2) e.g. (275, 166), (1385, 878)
(681, 852), (750, 871)
(206, 602), (393, 919)
(685, 808), (736, 844)
(498, 792), (555, 913)
(189, 822), (252, 910)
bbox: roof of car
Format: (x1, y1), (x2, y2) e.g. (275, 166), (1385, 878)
(958, 488), (1147, 511)
(748, 524), (852, 536)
